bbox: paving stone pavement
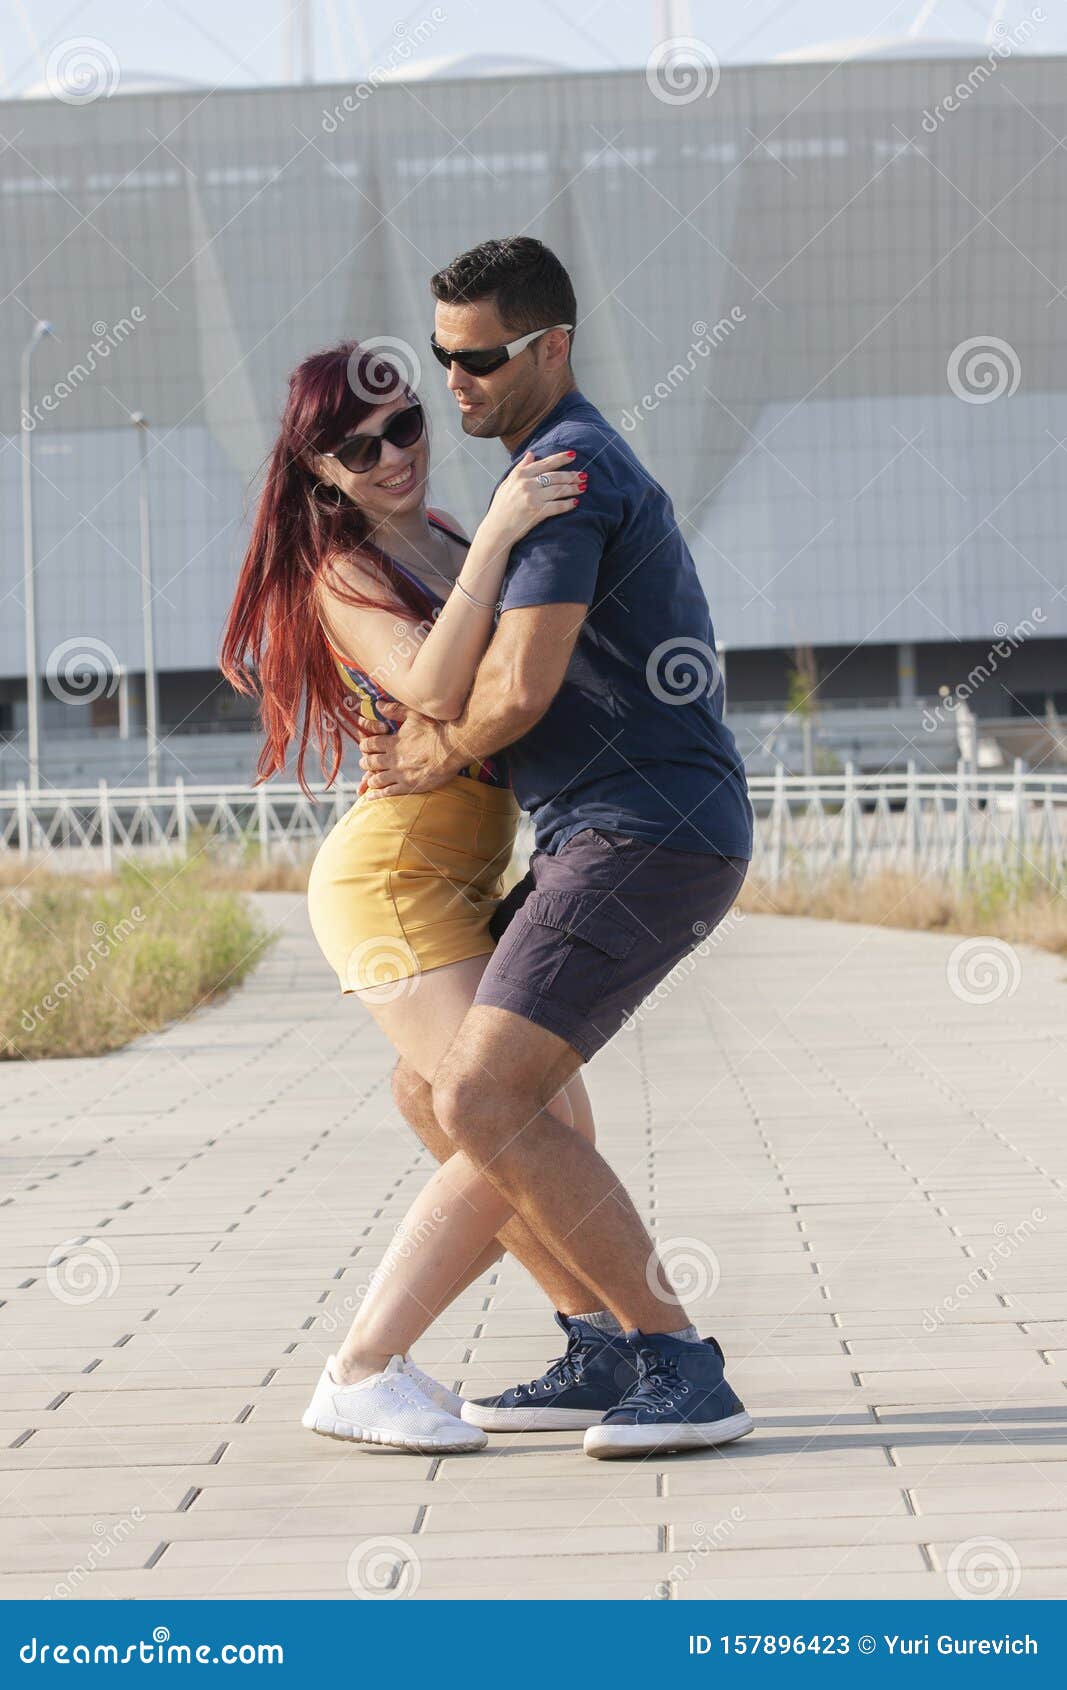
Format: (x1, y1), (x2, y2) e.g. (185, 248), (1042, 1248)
(2, 894), (1067, 1601)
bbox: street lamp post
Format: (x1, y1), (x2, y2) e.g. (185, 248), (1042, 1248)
(130, 411), (160, 788)
(20, 319), (55, 792)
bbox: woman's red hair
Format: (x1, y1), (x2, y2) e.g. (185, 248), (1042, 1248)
(220, 342), (439, 791)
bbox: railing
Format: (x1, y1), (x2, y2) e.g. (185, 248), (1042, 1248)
(2, 762), (1065, 883)
(747, 760), (1067, 882)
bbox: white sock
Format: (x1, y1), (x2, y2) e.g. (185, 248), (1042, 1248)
(571, 1308), (624, 1336)
(670, 1324), (702, 1344)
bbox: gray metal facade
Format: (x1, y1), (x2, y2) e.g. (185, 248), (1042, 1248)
(2, 54), (1065, 686)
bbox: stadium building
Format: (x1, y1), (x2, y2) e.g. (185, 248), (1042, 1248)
(1, 42), (1065, 785)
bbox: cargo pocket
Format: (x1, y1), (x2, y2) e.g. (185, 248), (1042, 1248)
(496, 890), (640, 1004)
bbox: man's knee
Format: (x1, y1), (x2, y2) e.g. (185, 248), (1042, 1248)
(431, 1060), (497, 1156)
(431, 1061), (545, 1165)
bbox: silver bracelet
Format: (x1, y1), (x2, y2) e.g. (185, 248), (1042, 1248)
(453, 577), (500, 611)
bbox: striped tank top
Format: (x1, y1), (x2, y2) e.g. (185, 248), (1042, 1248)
(324, 514), (509, 789)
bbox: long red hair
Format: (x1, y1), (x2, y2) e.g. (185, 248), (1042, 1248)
(220, 342), (439, 790)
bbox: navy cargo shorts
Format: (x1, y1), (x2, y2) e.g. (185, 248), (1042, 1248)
(472, 826), (748, 1063)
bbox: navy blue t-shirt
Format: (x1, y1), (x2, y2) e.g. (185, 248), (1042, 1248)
(491, 388), (753, 860)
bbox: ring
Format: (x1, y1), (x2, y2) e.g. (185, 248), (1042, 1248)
(536, 473), (552, 488)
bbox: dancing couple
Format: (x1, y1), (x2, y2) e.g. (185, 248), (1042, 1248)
(223, 236), (754, 1460)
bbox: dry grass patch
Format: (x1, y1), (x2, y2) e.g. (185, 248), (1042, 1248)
(739, 866), (1067, 955)
(1, 857), (271, 1060)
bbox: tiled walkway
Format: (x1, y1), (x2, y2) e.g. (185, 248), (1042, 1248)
(3, 895), (1066, 1599)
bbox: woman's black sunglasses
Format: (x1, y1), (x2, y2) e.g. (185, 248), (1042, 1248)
(322, 402), (425, 474)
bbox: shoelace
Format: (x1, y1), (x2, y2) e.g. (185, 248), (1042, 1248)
(514, 1331), (585, 1397)
(628, 1348), (686, 1412)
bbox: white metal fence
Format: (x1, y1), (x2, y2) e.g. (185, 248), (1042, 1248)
(748, 762), (1067, 883)
(2, 763), (1065, 883)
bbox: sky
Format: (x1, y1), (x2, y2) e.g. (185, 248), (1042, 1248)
(1, 0), (1065, 97)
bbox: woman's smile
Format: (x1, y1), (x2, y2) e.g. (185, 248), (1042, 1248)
(376, 461), (416, 493)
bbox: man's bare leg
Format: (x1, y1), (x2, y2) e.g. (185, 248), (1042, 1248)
(431, 1006), (690, 1335)
(391, 1058), (603, 1319)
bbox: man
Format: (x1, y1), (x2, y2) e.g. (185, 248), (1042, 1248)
(359, 236), (754, 1458)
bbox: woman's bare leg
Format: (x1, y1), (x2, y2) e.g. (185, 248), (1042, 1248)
(333, 955), (599, 1382)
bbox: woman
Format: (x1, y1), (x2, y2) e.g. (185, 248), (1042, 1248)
(222, 343), (606, 1453)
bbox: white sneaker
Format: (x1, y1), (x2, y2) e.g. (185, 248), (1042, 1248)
(401, 1356), (467, 1418)
(301, 1355), (487, 1453)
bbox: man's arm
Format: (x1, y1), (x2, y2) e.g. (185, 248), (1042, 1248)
(359, 430), (623, 796)
(359, 601), (586, 794)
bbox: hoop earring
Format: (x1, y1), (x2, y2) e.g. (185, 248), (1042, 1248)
(312, 479), (346, 508)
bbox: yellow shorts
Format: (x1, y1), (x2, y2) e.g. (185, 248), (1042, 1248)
(307, 776), (521, 994)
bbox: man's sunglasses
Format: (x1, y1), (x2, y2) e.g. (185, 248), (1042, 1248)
(321, 402), (425, 474)
(430, 323), (573, 377)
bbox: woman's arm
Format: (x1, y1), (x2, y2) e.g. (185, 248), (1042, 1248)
(317, 450), (584, 719)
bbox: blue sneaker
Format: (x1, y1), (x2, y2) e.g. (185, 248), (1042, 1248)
(584, 1330), (754, 1459)
(461, 1313), (639, 1432)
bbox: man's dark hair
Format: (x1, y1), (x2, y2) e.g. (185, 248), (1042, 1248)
(431, 236), (576, 353)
